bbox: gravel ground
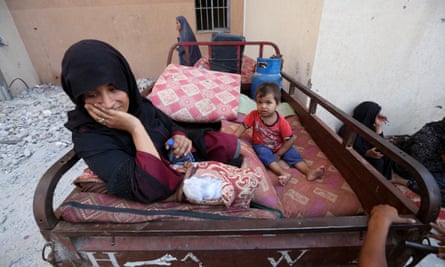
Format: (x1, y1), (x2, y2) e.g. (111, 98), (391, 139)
(0, 84), (442, 267)
(0, 85), (85, 267)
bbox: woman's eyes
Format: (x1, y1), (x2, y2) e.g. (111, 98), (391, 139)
(84, 86), (117, 99)
(84, 93), (97, 99)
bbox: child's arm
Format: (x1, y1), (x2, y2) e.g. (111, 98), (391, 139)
(275, 135), (296, 160)
(234, 124), (247, 138)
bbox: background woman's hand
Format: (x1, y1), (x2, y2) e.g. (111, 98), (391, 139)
(166, 134), (192, 158)
(430, 222), (445, 245)
(366, 147), (383, 159)
(429, 222), (445, 259)
(374, 114), (388, 134)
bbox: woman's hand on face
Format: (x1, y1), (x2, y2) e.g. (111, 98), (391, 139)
(166, 135), (192, 158)
(85, 103), (140, 132)
(374, 114), (388, 133)
(375, 114), (388, 125)
(366, 147), (383, 159)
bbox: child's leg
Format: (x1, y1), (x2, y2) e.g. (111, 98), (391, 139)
(268, 161), (292, 186)
(253, 144), (291, 185)
(295, 162), (325, 181)
(282, 147), (325, 181)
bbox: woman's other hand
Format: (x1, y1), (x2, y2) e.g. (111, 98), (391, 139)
(374, 114), (388, 134)
(366, 147), (383, 159)
(166, 135), (192, 158)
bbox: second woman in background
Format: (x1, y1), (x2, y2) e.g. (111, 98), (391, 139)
(338, 101), (393, 180)
(176, 16), (202, 66)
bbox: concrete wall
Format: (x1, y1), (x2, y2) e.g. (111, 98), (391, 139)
(244, 0), (445, 135)
(312, 0), (445, 135)
(244, 0), (324, 87)
(0, 0), (39, 99)
(5, 0), (244, 86)
(5, 1), (444, 135)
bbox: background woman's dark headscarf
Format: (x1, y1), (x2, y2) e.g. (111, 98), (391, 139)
(176, 16), (202, 66)
(338, 101), (382, 155)
(351, 101), (381, 132)
(338, 101), (393, 180)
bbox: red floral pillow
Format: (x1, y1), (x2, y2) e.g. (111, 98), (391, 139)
(275, 116), (363, 217)
(194, 56), (256, 84)
(149, 64), (241, 123)
(185, 161), (260, 208)
(221, 121), (285, 213)
(72, 168), (108, 194)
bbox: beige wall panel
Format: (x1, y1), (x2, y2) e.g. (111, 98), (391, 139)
(0, 0), (39, 98)
(244, 0), (324, 87)
(6, 0), (244, 85)
(312, 0), (445, 135)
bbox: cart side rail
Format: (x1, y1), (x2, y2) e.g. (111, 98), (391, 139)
(280, 71), (441, 223)
(33, 149), (80, 232)
(167, 41), (281, 69)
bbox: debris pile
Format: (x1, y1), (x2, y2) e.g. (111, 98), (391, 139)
(0, 84), (73, 175)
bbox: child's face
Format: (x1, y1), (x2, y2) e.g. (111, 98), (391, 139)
(255, 93), (278, 118)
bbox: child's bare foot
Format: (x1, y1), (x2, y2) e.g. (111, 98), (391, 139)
(306, 165), (325, 181)
(278, 174), (292, 186)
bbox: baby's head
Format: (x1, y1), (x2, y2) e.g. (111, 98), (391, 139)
(255, 82), (281, 104)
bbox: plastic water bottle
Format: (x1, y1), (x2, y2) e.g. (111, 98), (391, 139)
(167, 138), (195, 165)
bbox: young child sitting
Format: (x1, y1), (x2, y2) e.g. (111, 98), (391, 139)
(235, 82), (325, 185)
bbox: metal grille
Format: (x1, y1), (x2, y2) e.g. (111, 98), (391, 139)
(195, 0), (230, 32)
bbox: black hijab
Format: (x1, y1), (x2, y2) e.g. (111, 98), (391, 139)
(63, 39), (144, 128)
(61, 39), (183, 202)
(351, 101), (381, 132)
(62, 39), (182, 153)
(338, 101), (382, 155)
(176, 16), (202, 66)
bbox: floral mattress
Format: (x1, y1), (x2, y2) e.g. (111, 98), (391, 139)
(57, 64), (366, 223)
(58, 112), (366, 223)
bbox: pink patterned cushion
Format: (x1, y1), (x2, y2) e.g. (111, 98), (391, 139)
(194, 56), (256, 84)
(222, 116), (363, 218)
(221, 120), (285, 213)
(72, 168), (108, 194)
(240, 56), (256, 84)
(274, 116), (363, 217)
(149, 64), (241, 123)
(187, 161), (260, 208)
(58, 192), (278, 223)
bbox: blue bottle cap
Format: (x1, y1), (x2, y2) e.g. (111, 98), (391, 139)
(167, 138), (174, 147)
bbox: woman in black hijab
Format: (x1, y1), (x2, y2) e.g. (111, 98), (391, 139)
(338, 101), (393, 180)
(61, 39), (240, 204)
(176, 16), (202, 66)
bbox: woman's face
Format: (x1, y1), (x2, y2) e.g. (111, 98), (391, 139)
(374, 112), (389, 128)
(176, 20), (181, 32)
(83, 84), (129, 112)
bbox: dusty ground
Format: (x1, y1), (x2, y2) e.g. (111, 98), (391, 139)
(0, 85), (442, 266)
(0, 85), (86, 267)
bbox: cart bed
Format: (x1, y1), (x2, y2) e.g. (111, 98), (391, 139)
(33, 41), (441, 267)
